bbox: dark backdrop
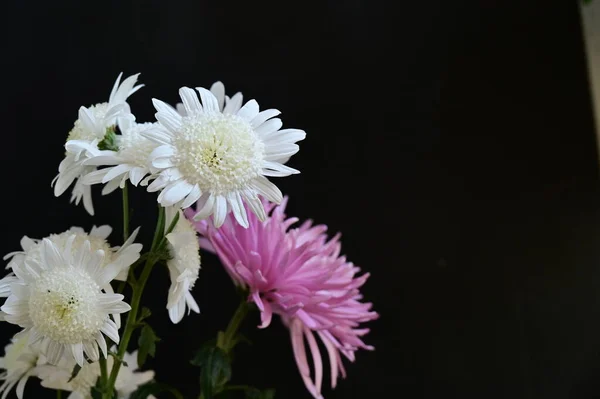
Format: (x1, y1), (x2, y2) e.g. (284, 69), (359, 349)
(1, 1), (600, 398)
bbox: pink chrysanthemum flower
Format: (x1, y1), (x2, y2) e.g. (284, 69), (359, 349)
(186, 198), (378, 399)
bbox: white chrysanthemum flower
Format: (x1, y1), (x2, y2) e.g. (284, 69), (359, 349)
(53, 73), (143, 215)
(81, 119), (160, 193)
(0, 332), (41, 399)
(1, 237), (133, 366)
(38, 348), (154, 399)
(142, 81), (305, 228)
(164, 207), (200, 324)
(4, 226), (142, 331)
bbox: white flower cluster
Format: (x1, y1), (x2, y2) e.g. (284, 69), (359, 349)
(54, 74), (304, 229)
(0, 331), (153, 399)
(0, 73), (305, 398)
(0, 226), (148, 398)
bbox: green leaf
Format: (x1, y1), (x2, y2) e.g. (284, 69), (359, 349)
(190, 339), (217, 367)
(97, 127), (119, 151)
(67, 364), (81, 383)
(137, 307), (152, 324)
(195, 345), (232, 399)
(138, 325), (161, 367)
(130, 382), (183, 399)
(584, 0), (594, 4)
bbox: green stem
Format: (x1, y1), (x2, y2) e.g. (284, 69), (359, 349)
(56, 390), (62, 399)
(103, 206), (165, 399)
(99, 357), (108, 389)
(219, 300), (251, 353)
(122, 183), (130, 241)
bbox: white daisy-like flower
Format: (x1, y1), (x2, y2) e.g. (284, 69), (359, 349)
(4, 226), (142, 331)
(143, 82), (306, 228)
(81, 119), (160, 193)
(1, 237), (133, 366)
(164, 207), (200, 324)
(0, 332), (41, 399)
(38, 348), (154, 399)
(53, 73), (143, 215)
(5, 225), (143, 283)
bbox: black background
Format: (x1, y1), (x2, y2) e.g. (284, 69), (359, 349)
(1, 0), (600, 398)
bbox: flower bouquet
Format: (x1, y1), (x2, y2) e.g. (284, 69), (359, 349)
(0, 74), (378, 399)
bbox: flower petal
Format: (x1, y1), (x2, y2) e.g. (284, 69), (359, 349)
(179, 87), (203, 116)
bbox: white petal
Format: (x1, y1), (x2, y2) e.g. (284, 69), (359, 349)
(83, 153), (122, 166)
(263, 128), (306, 145)
(140, 126), (173, 145)
(223, 92), (243, 114)
(97, 293), (126, 307)
(168, 303), (183, 324)
(74, 240), (90, 270)
(109, 72), (123, 103)
(254, 118), (283, 137)
(78, 106), (97, 135)
(71, 343), (84, 366)
(46, 341), (64, 365)
(95, 332), (108, 358)
(236, 100), (259, 121)
(15, 370), (32, 399)
(82, 185), (95, 216)
(91, 225), (112, 239)
(250, 176), (283, 204)
(179, 87), (203, 116)
(185, 291), (200, 314)
(9, 283), (29, 300)
(147, 176), (169, 193)
(54, 165), (83, 196)
(251, 109), (281, 128)
(100, 319), (120, 344)
(62, 234), (76, 264)
(209, 81), (225, 111)
(103, 164), (134, 184)
(41, 239), (64, 269)
(157, 111), (184, 134)
(158, 180), (194, 206)
(81, 168), (110, 185)
(242, 189), (267, 221)
(95, 263), (122, 287)
(20, 236), (36, 252)
(129, 167), (148, 186)
(103, 300), (131, 314)
(193, 194), (215, 221)
(212, 195), (228, 227)
(262, 160), (300, 177)
(181, 184), (202, 209)
(102, 178), (121, 195)
(227, 191), (248, 228)
(85, 249), (105, 279)
(83, 340), (99, 362)
(264, 144), (300, 161)
(196, 87), (220, 114)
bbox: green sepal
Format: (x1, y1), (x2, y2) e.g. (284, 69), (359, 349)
(98, 127), (119, 151)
